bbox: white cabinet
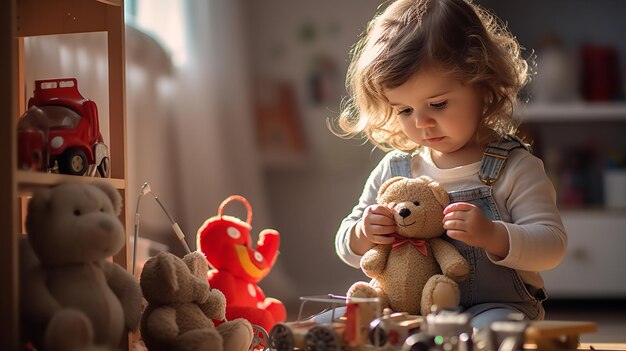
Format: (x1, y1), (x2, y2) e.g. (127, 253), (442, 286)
(542, 210), (626, 298)
(519, 103), (626, 298)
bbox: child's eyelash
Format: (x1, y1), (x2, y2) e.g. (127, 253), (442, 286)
(430, 101), (448, 109)
(397, 107), (413, 115)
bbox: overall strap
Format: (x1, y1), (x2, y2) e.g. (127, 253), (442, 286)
(389, 151), (413, 177)
(478, 134), (531, 186)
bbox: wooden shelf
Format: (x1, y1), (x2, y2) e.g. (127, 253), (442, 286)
(17, 0), (120, 37)
(97, 0), (121, 6)
(560, 208), (626, 218)
(16, 170), (125, 194)
(516, 102), (626, 122)
(2, 0), (129, 349)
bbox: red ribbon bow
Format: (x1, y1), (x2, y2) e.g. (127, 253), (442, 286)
(391, 233), (428, 256)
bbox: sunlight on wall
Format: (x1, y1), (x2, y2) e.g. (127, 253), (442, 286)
(125, 0), (187, 67)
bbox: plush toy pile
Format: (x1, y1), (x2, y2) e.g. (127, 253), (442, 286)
(140, 251), (253, 351)
(19, 182), (143, 350)
(196, 195), (286, 332)
(348, 176), (470, 315)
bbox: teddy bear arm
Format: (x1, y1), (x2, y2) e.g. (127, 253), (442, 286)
(430, 238), (469, 282)
(146, 306), (179, 342)
(19, 238), (62, 325)
(20, 267), (62, 326)
(198, 288), (227, 321)
(360, 245), (391, 278)
(103, 261), (143, 330)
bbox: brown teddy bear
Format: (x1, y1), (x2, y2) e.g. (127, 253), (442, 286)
(347, 176), (470, 315)
(19, 182), (142, 350)
(139, 251), (253, 351)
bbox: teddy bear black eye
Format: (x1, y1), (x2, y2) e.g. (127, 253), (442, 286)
(74, 209), (82, 216)
(100, 208), (105, 212)
(413, 201), (420, 206)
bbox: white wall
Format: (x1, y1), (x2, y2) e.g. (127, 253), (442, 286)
(244, 0), (387, 303)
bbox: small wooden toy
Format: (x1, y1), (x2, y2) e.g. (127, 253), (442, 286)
(269, 294), (423, 351)
(525, 321), (598, 351)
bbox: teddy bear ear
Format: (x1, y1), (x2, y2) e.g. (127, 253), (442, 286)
(182, 251), (209, 279)
(427, 180), (450, 207)
(377, 177), (406, 204)
(25, 188), (53, 232)
(156, 252), (181, 292)
(92, 182), (122, 215)
(27, 187), (52, 213)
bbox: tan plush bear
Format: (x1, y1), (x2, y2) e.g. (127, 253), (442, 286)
(19, 182), (142, 350)
(348, 176), (470, 315)
(139, 251), (254, 351)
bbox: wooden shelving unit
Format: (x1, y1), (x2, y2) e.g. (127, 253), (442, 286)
(0, 0), (129, 349)
(515, 101), (626, 298)
(518, 102), (626, 122)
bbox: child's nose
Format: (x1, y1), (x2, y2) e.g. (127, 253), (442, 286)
(414, 113), (436, 128)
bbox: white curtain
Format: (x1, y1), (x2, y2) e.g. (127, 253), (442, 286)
(126, 0), (295, 298)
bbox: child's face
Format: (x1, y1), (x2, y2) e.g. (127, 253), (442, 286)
(384, 65), (483, 160)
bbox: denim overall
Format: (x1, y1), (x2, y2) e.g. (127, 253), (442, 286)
(388, 136), (547, 327)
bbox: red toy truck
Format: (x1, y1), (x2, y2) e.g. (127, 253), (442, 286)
(17, 78), (109, 177)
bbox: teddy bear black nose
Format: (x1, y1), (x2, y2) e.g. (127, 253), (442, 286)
(399, 208), (411, 218)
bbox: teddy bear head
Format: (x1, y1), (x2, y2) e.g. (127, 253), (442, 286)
(377, 176), (450, 239)
(140, 251), (214, 305)
(25, 182), (125, 267)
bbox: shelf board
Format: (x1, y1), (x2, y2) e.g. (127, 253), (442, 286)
(560, 208), (626, 218)
(96, 0), (121, 6)
(516, 102), (626, 122)
(16, 170), (125, 194)
(17, 0), (119, 37)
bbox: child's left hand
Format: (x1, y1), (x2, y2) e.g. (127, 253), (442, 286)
(442, 202), (499, 251)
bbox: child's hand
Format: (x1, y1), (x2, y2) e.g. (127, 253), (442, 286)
(359, 203), (397, 245)
(442, 202), (510, 258)
(442, 202), (496, 250)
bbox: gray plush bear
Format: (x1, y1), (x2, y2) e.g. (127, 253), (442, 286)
(140, 251), (253, 351)
(20, 182), (142, 350)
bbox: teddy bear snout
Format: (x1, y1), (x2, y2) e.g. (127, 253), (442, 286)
(99, 218), (115, 232)
(399, 208), (411, 218)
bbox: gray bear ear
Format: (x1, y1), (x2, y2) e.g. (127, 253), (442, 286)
(92, 182), (122, 215)
(26, 188), (53, 232)
(153, 252), (180, 292)
(182, 251), (209, 279)
(377, 177), (406, 204)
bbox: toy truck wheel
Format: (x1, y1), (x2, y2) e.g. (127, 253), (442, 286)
(59, 148), (88, 175)
(97, 156), (110, 178)
(269, 323), (295, 351)
(402, 332), (435, 351)
(369, 325), (388, 347)
(304, 326), (340, 351)
(250, 324), (269, 351)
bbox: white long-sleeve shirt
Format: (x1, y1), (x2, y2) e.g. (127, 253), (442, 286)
(335, 146), (567, 290)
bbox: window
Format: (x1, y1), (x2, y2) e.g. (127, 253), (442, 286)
(125, 0), (187, 66)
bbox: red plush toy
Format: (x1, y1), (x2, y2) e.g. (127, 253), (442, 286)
(196, 195), (286, 333)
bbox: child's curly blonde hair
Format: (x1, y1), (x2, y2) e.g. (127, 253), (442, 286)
(333, 0), (531, 152)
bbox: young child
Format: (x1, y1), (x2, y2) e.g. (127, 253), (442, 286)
(333, 0), (567, 328)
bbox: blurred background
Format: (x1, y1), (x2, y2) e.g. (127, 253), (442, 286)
(21, 0), (626, 342)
